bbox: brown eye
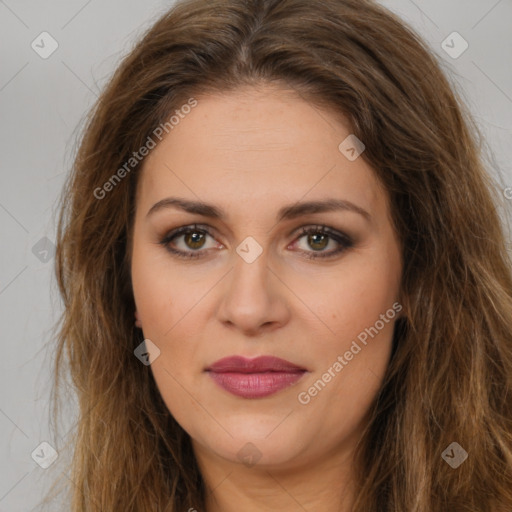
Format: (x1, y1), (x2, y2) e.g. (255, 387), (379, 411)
(293, 225), (354, 259)
(159, 223), (353, 260)
(182, 230), (207, 250)
(159, 224), (218, 259)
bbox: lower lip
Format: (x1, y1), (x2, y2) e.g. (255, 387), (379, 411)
(207, 371), (306, 398)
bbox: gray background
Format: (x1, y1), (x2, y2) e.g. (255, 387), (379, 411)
(0, 1), (511, 510)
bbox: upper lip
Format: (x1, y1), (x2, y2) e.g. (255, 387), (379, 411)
(206, 356), (306, 373)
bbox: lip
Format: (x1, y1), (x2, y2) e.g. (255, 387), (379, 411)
(206, 355), (306, 373)
(205, 356), (307, 399)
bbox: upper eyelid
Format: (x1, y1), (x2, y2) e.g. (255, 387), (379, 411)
(163, 223), (352, 246)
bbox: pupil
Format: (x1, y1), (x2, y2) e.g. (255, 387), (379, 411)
(186, 232), (204, 249)
(309, 233), (328, 251)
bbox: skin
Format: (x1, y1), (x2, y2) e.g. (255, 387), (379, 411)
(130, 84), (403, 511)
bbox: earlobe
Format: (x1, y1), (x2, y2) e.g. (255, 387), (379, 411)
(134, 310), (142, 328)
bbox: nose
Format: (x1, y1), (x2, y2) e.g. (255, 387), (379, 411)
(215, 248), (291, 337)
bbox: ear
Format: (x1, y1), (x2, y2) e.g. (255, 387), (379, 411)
(134, 310), (142, 328)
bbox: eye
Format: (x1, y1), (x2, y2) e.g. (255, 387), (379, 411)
(159, 224), (220, 259)
(159, 223), (354, 260)
(291, 225), (354, 259)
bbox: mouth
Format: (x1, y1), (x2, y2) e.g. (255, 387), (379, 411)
(205, 355), (308, 399)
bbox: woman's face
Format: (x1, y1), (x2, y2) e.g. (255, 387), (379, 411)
(131, 85), (402, 471)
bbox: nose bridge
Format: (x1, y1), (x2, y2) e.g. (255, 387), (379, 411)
(217, 238), (288, 332)
(229, 239), (272, 302)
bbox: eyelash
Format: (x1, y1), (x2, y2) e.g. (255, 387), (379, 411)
(159, 223), (354, 260)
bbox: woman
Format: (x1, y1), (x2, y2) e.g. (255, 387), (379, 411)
(49, 0), (512, 510)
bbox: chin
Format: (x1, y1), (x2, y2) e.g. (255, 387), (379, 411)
(197, 423), (309, 469)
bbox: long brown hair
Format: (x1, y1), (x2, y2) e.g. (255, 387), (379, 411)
(48, 0), (512, 510)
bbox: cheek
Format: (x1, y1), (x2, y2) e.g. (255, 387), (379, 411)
(130, 241), (212, 395)
(292, 256), (400, 353)
(294, 270), (398, 443)
(290, 250), (400, 426)
(131, 251), (202, 427)
(131, 249), (169, 336)
(131, 239), (205, 339)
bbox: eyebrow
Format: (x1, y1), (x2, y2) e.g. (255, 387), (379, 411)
(146, 196), (371, 223)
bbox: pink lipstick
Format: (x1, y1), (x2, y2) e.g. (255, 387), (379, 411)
(205, 355), (307, 399)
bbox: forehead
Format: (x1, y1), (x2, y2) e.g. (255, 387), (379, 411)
(136, 86), (386, 220)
